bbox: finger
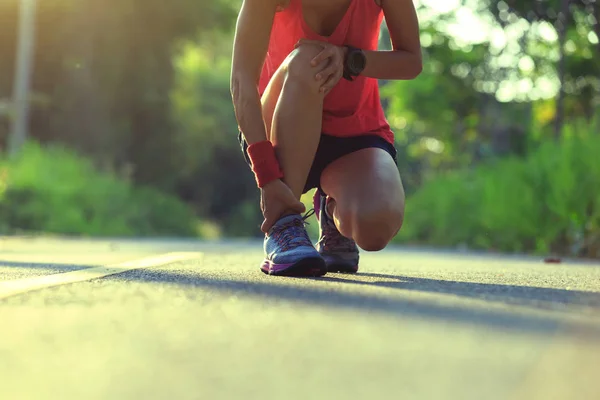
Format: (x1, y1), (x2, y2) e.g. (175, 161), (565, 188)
(260, 219), (268, 234)
(319, 69), (343, 93)
(311, 47), (335, 67)
(290, 200), (306, 215)
(315, 63), (339, 82)
(311, 48), (334, 67)
(262, 204), (288, 233)
(261, 220), (269, 234)
(261, 214), (275, 234)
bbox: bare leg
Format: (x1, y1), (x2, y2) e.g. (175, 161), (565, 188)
(320, 148), (405, 251)
(261, 44), (327, 199)
(257, 44), (331, 277)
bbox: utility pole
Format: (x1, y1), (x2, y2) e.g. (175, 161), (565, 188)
(8, 0), (37, 156)
(553, 0), (570, 141)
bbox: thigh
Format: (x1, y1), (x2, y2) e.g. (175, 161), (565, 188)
(320, 147), (405, 216)
(239, 62), (291, 161)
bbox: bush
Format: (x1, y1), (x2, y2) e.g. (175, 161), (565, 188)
(396, 122), (600, 259)
(0, 142), (199, 237)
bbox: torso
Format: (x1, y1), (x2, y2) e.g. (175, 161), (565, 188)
(278, 0), (382, 38)
(262, 0), (394, 144)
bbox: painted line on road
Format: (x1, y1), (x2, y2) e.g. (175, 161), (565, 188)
(0, 252), (203, 300)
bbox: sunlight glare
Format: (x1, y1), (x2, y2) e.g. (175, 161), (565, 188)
(418, 0), (461, 13)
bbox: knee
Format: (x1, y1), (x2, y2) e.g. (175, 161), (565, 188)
(350, 204), (404, 252)
(283, 44), (324, 93)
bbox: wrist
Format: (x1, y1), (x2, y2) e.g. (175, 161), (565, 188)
(341, 45), (349, 58)
(260, 178), (281, 191)
(247, 140), (284, 188)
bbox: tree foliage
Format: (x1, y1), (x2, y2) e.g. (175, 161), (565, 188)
(490, 0), (599, 136)
(0, 0), (236, 188)
(382, 0), (599, 193)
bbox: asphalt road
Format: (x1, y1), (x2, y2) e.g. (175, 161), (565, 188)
(1, 237), (599, 400)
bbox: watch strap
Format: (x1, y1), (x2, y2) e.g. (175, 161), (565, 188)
(343, 45), (364, 82)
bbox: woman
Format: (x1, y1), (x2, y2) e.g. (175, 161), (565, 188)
(231, 0), (422, 276)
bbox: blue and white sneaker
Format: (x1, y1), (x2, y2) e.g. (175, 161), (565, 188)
(314, 190), (360, 273)
(261, 213), (327, 277)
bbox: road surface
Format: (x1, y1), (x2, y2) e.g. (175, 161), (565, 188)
(1, 237), (599, 400)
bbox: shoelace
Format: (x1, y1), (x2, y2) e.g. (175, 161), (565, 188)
(270, 211), (315, 251)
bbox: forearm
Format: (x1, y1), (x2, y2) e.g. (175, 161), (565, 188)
(231, 77), (268, 145)
(231, 74), (284, 189)
(361, 49), (422, 80)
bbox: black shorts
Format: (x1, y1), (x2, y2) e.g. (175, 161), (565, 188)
(238, 132), (397, 195)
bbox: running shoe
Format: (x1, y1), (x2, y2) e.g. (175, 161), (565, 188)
(261, 213), (326, 276)
(314, 190), (360, 273)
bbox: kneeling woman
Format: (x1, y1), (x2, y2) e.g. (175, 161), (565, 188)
(230, 0), (423, 276)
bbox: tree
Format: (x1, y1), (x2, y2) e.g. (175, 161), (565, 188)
(488, 0), (600, 136)
(0, 0), (237, 188)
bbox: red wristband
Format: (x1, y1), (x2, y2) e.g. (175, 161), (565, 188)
(247, 140), (284, 188)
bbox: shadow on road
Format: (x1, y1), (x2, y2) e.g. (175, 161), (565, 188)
(118, 269), (600, 337)
(5, 254), (598, 336)
(315, 273), (600, 313)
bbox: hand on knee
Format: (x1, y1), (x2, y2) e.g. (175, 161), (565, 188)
(284, 44), (328, 95)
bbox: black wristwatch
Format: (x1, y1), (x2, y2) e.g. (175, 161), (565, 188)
(343, 45), (367, 82)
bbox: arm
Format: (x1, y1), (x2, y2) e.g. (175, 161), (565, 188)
(231, 0), (306, 230)
(301, 0), (422, 89)
(230, 0), (279, 145)
(361, 0), (422, 80)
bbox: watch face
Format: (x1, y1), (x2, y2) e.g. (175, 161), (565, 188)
(349, 50), (366, 75)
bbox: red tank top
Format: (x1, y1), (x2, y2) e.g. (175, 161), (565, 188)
(259, 0), (394, 144)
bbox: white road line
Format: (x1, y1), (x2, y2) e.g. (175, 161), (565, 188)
(0, 252), (202, 300)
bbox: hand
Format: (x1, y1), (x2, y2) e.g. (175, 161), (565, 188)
(260, 179), (306, 233)
(295, 39), (346, 94)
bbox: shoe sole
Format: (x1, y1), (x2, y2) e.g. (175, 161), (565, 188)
(261, 257), (327, 277)
(327, 262), (359, 274)
(321, 253), (359, 274)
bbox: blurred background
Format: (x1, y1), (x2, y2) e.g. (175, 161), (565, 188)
(0, 0), (598, 259)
